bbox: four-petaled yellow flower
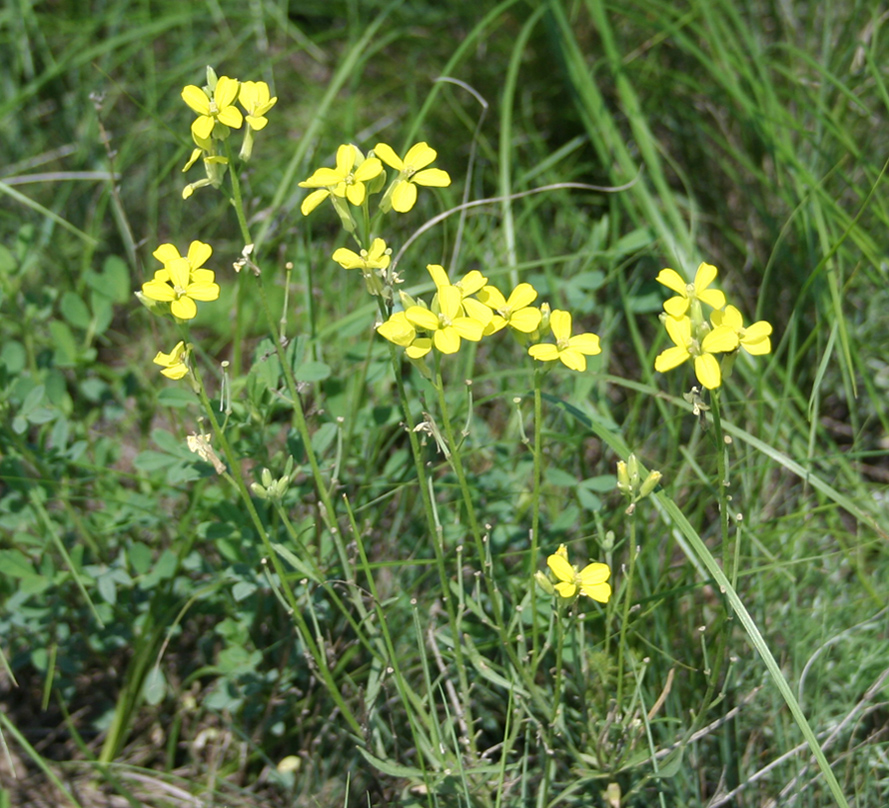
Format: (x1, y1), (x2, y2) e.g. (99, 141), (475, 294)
(403, 285), (484, 355)
(710, 305), (772, 356)
(299, 145), (383, 214)
(528, 310), (601, 371)
(332, 238), (391, 272)
(654, 315), (738, 390)
(238, 81), (277, 131)
(181, 76), (243, 141)
(374, 142), (451, 212)
(152, 341), (189, 380)
(477, 283), (542, 335)
(426, 265), (492, 327)
(546, 545), (612, 603)
(657, 262), (726, 318)
(141, 240), (220, 321)
(377, 311), (433, 359)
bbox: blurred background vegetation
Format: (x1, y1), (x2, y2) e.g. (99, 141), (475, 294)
(1, 0), (888, 805)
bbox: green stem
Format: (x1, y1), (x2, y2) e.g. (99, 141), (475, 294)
(190, 362), (362, 736)
(529, 370), (544, 665)
(615, 514), (637, 709)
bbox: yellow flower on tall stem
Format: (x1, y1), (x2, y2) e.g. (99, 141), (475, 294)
(477, 283), (542, 334)
(656, 262), (726, 318)
(152, 341), (189, 380)
(528, 309), (601, 371)
(546, 545), (612, 603)
(181, 76), (243, 140)
(402, 285), (484, 355)
(710, 305), (773, 356)
(654, 315), (738, 389)
(374, 142), (451, 212)
(299, 144), (382, 214)
(141, 241), (220, 321)
(238, 81), (277, 131)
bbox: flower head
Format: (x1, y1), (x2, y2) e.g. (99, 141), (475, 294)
(654, 315), (738, 389)
(181, 76), (243, 141)
(152, 341), (189, 380)
(141, 241), (220, 320)
(238, 81), (277, 131)
(657, 262), (726, 318)
(299, 144), (383, 214)
(546, 544), (611, 603)
(710, 305), (772, 356)
(426, 265), (492, 327)
(332, 238), (391, 272)
(477, 283), (542, 334)
(403, 285), (484, 356)
(528, 309), (601, 371)
(374, 142), (451, 212)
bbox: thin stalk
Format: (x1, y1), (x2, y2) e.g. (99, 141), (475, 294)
(615, 514), (637, 709)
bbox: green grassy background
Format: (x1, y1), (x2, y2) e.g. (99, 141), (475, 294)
(1, 0), (888, 806)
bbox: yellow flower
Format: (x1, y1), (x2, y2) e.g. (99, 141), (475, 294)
(656, 262), (726, 318)
(299, 144), (383, 214)
(181, 76), (243, 141)
(404, 285), (484, 355)
(477, 283), (542, 334)
(546, 545), (612, 603)
(332, 238), (391, 271)
(426, 265), (492, 327)
(238, 81), (277, 131)
(710, 305), (772, 356)
(141, 241), (220, 320)
(654, 315), (738, 389)
(528, 310), (601, 371)
(152, 341), (189, 380)
(374, 142), (451, 212)
(376, 311), (432, 359)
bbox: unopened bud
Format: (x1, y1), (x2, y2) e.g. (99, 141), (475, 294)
(534, 570), (554, 596)
(639, 469), (663, 499)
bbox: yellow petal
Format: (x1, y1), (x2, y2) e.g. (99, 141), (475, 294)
(214, 76), (240, 109)
(372, 142), (403, 170)
(391, 181), (418, 213)
(181, 85), (211, 115)
(406, 338), (432, 358)
(567, 333), (601, 355)
(433, 327), (461, 354)
(693, 262), (718, 291)
(477, 285), (506, 310)
(412, 168), (450, 187)
(558, 349), (587, 372)
(529, 344), (559, 362)
(153, 243), (182, 265)
(508, 307), (542, 333)
(191, 115), (215, 141)
(403, 142), (436, 170)
(656, 268), (687, 295)
(694, 353), (721, 389)
(663, 296), (690, 318)
(217, 106), (243, 129)
(332, 248), (363, 269)
(554, 581), (578, 599)
(507, 283), (538, 310)
(579, 581), (611, 603)
(187, 240), (212, 270)
(354, 157), (382, 181)
(461, 298), (493, 326)
(185, 281), (220, 302)
(427, 264), (450, 289)
(404, 306), (439, 331)
(142, 279), (174, 302)
(300, 189), (329, 216)
(702, 325), (738, 353)
(547, 553), (575, 584)
(345, 182), (366, 206)
(664, 315), (692, 348)
(548, 310), (572, 342)
(654, 345), (690, 373)
(171, 296), (198, 320)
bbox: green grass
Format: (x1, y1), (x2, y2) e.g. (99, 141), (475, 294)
(1, 1), (888, 806)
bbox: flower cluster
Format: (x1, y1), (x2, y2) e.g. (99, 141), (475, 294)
(181, 67), (277, 198)
(537, 544), (612, 604)
(375, 268), (601, 370)
(299, 141), (451, 228)
(653, 262), (772, 390)
(141, 240), (220, 321)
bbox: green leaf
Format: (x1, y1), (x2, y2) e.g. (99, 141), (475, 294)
(544, 467), (578, 488)
(0, 548), (37, 578)
(128, 542), (153, 575)
(295, 360), (331, 382)
(143, 666), (166, 706)
(157, 388), (195, 408)
(60, 291), (91, 330)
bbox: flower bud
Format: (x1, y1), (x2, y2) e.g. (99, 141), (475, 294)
(639, 469), (663, 499)
(534, 570), (555, 596)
